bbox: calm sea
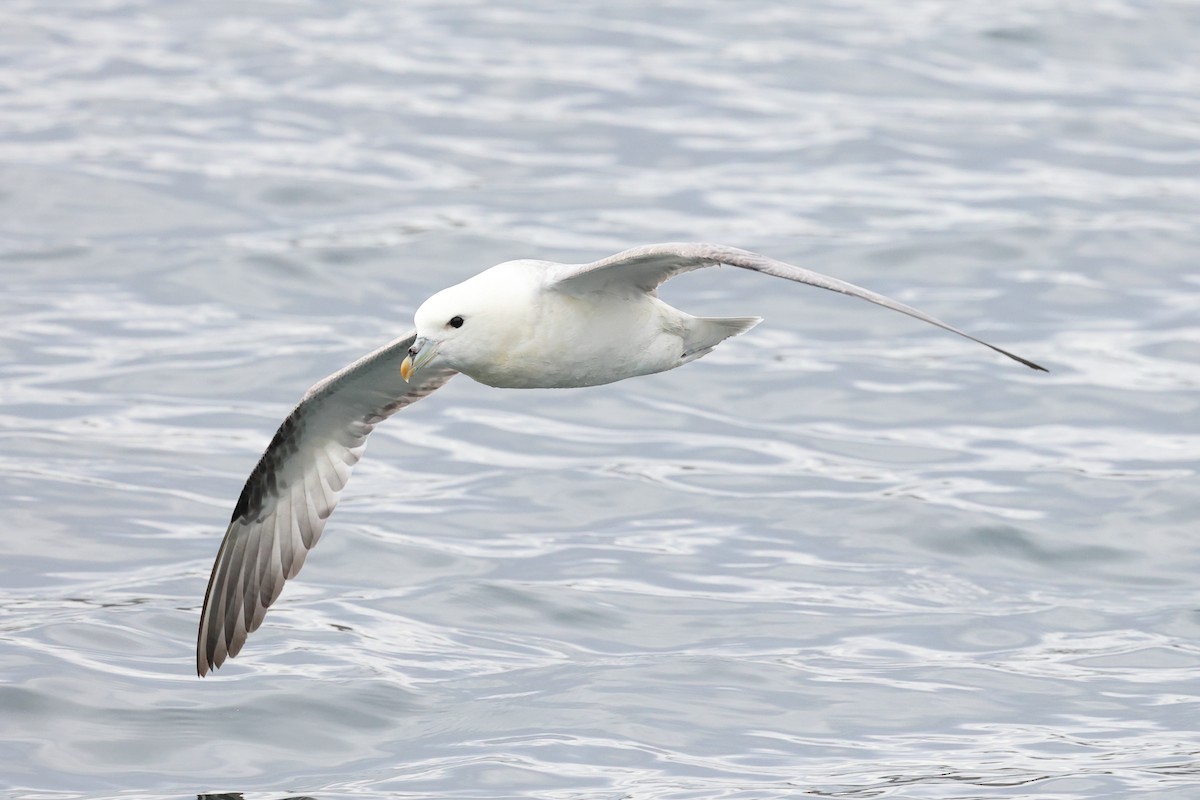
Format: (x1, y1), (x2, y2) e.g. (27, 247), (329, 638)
(1, 2), (1198, 798)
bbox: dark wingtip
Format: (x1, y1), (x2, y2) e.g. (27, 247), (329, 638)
(991, 344), (1048, 373)
(1017, 354), (1049, 372)
(197, 647), (210, 677)
(1015, 354), (1049, 372)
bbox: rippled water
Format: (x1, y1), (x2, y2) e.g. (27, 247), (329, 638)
(2, 1), (1199, 798)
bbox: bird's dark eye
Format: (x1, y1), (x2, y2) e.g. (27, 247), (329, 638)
(448, 315), (464, 328)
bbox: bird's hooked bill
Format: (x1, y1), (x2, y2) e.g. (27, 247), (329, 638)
(400, 336), (439, 382)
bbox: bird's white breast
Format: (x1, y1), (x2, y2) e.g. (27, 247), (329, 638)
(474, 283), (686, 389)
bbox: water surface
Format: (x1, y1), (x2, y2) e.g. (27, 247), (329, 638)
(1, 1), (1199, 798)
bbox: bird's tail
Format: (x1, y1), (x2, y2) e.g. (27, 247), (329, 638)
(682, 316), (763, 362)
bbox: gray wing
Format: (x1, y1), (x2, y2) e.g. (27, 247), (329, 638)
(197, 331), (456, 676)
(547, 242), (1046, 371)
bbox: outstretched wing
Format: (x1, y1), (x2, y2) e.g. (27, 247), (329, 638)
(546, 242), (1046, 371)
(197, 332), (456, 676)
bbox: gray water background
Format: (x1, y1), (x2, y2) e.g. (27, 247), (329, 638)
(2, 1), (1199, 798)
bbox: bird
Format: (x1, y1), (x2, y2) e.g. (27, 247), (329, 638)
(196, 242), (1045, 675)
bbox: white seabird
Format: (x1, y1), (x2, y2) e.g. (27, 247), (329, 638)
(197, 242), (1045, 675)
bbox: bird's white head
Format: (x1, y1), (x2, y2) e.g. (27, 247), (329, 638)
(401, 261), (540, 383)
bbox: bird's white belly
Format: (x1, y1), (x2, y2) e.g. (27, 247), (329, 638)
(471, 292), (685, 389)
